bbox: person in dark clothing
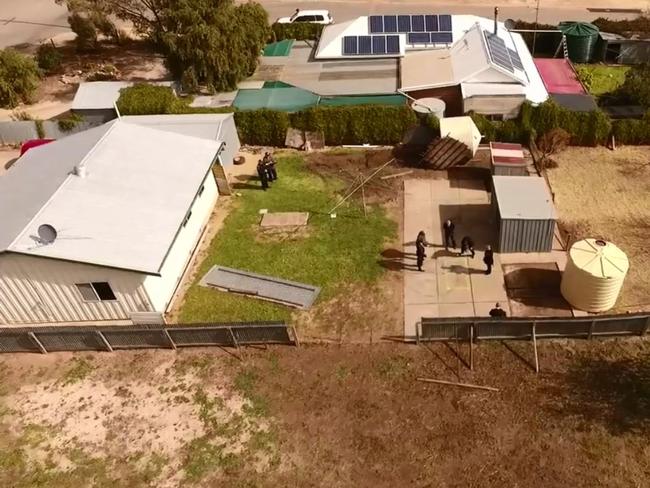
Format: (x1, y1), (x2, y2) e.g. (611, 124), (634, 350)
(483, 245), (494, 275)
(442, 219), (456, 250)
(459, 236), (475, 258)
(415, 231), (429, 272)
(489, 302), (507, 317)
(262, 152), (277, 182)
(257, 160), (269, 190)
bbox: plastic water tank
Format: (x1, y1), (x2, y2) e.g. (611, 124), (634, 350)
(558, 22), (599, 63)
(412, 97), (446, 119)
(560, 238), (629, 312)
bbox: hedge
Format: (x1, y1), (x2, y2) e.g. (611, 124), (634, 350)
(611, 112), (650, 144)
(290, 105), (417, 145)
(116, 84), (177, 115)
(271, 22), (324, 41)
(234, 109), (289, 146)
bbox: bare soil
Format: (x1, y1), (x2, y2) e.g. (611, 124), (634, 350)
(547, 146), (650, 312)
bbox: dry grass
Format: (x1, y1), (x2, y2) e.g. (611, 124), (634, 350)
(547, 146), (650, 311)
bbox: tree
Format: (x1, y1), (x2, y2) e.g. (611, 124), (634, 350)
(0, 49), (41, 108)
(620, 64), (650, 107)
(57, 0), (270, 92)
(536, 128), (571, 169)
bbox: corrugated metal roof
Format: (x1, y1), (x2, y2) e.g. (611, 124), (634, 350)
(72, 81), (175, 110)
(120, 113), (233, 141)
(551, 93), (599, 112)
(4, 120), (221, 273)
(492, 175), (557, 220)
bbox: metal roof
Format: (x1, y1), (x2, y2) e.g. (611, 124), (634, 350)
(492, 176), (556, 220)
(72, 81), (175, 110)
(551, 93), (599, 112)
(120, 113), (234, 141)
(2, 120), (222, 274)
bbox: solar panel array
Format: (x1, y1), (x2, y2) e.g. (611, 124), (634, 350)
(407, 32), (453, 44)
(343, 35), (400, 55)
(484, 32), (524, 73)
(368, 14), (452, 33)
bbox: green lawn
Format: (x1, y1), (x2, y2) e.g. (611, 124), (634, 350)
(575, 64), (630, 96)
(179, 154), (396, 323)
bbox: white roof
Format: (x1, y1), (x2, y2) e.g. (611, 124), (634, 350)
(492, 176), (557, 220)
(5, 120), (222, 274)
(72, 81), (175, 110)
(315, 17), (406, 59)
(120, 113), (234, 141)
(439, 116), (482, 156)
(461, 83), (526, 98)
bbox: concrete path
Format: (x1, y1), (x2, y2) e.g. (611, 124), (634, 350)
(402, 174), (569, 339)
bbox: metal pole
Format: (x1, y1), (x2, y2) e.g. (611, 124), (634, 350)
(28, 332), (47, 354)
(96, 331), (113, 352)
(163, 328), (177, 350)
(532, 322), (539, 374)
(532, 0), (541, 57)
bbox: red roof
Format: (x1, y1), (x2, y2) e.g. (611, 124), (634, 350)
(20, 139), (54, 156)
(533, 58), (586, 95)
(490, 142), (526, 166)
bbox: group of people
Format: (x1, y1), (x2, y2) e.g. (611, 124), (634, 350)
(415, 218), (494, 275)
(257, 152), (278, 190)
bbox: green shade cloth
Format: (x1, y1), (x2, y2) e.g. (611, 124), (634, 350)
(263, 39), (294, 57)
(233, 87), (320, 112)
(319, 94), (407, 106)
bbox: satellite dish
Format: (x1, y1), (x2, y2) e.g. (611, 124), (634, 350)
(504, 19), (516, 30)
(37, 224), (58, 244)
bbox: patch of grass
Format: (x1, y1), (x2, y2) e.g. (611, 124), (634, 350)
(375, 355), (411, 379)
(60, 358), (94, 386)
(576, 64), (630, 96)
(234, 369), (269, 418)
(179, 154), (396, 322)
(182, 437), (242, 482)
(173, 354), (216, 379)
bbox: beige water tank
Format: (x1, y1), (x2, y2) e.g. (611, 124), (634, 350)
(561, 239), (629, 312)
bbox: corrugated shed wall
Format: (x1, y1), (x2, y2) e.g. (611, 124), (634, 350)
(0, 253), (153, 325)
(498, 218), (555, 253)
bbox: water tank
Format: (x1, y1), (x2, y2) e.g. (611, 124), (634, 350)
(559, 22), (599, 63)
(560, 239), (629, 312)
(412, 97), (446, 119)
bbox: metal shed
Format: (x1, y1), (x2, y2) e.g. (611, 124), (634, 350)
(490, 142), (527, 176)
(492, 176), (557, 253)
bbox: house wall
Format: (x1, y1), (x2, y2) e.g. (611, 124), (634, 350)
(0, 253), (152, 325)
(142, 171), (219, 312)
(463, 95), (525, 119)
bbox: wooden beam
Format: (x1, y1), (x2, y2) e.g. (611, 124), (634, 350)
(291, 326), (301, 347)
(416, 377), (499, 392)
(162, 329), (177, 350)
(532, 322), (539, 374)
(96, 331), (113, 352)
(28, 332), (47, 354)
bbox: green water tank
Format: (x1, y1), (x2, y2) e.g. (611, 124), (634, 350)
(559, 22), (599, 63)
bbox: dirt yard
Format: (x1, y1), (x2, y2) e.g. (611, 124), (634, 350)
(1, 338), (649, 487)
(547, 146), (650, 312)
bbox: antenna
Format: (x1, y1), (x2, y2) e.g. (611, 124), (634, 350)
(37, 224), (58, 245)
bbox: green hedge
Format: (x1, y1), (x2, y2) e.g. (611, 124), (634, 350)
(290, 105), (417, 145)
(611, 112), (650, 144)
(234, 109), (289, 146)
(116, 84), (177, 115)
(271, 22), (324, 41)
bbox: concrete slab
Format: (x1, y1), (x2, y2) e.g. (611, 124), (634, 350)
(474, 301), (512, 317)
(470, 265), (509, 302)
(503, 262), (560, 290)
(509, 296), (573, 317)
(454, 178), (490, 203)
(436, 256), (473, 303)
(260, 212), (309, 227)
(404, 271), (438, 305)
(404, 303), (439, 338)
(439, 302), (476, 317)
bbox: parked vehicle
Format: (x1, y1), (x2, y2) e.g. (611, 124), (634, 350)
(20, 139), (54, 156)
(276, 9), (334, 25)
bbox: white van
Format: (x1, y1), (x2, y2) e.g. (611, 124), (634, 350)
(276, 9), (334, 25)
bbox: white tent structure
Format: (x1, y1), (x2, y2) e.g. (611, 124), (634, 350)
(439, 116), (482, 156)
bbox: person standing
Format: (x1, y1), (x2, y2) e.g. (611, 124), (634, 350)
(415, 231), (429, 272)
(460, 236), (475, 258)
(257, 160), (269, 190)
(443, 219), (456, 250)
(489, 302), (507, 317)
(483, 245), (494, 275)
(266, 155), (277, 182)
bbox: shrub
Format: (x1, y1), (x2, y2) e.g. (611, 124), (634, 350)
(619, 64), (650, 107)
(234, 109), (290, 146)
(575, 66), (594, 92)
(0, 49), (41, 108)
(611, 112), (650, 144)
(537, 128), (571, 160)
(116, 84), (177, 115)
(592, 16), (650, 36)
(68, 13), (98, 51)
(36, 43), (63, 73)
(57, 113), (84, 132)
(271, 22), (324, 41)
(35, 119), (45, 139)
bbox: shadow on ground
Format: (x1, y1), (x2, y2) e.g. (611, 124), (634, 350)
(378, 248), (416, 271)
(549, 352), (650, 435)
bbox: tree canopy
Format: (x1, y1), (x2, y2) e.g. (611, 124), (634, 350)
(57, 0), (270, 92)
(620, 64), (650, 108)
(0, 49), (41, 108)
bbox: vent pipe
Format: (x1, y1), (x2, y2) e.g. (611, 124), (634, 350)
(73, 163), (87, 178)
(494, 6), (499, 35)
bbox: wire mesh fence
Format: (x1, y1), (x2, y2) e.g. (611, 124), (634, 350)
(0, 321), (296, 354)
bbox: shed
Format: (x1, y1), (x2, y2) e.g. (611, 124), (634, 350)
(490, 142), (527, 176)
(492, 176), (557, 253)
(439, 116), (482, 156)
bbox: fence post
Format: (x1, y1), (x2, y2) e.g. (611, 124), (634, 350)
(469, 323), (475, 371)
(291, 325), (301, 347)
(28, 332), (47, 354)
(531, 322), (539, 374)
(162, 328), (177, 350)
(416, 320), (420, 345)
(96, 331), (113, 352)
(588, 320), (595, 340)
(641, 316), (650, 336)
(228, 327), (239, 348)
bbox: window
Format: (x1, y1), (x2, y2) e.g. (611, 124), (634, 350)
(295, 15), (314, 22)
(314, 15), (324, 21)
(76, 282), (117, 302)
(182, 211), (192, 227)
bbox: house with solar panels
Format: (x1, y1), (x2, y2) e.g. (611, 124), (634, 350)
(310, 14), (548, 118)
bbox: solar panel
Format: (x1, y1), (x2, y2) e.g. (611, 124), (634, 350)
(508, 48), (524, 70)
(343, 36), (358, 55)
(429, 32), (453, 43)
(372, 35), (387, 55)
(369, 15), (383, 33)
(439, 14), (452, 31)
(398, 15), (411, 32)
(358, 35), (372, 54)
(425, 14), (439, 32)
(411, 15), (425, 32)
(408, 32), (430, 44)
(386, 35), (400, 54)
(383, 15), (397, 33)
(484, 33), (514, 72)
